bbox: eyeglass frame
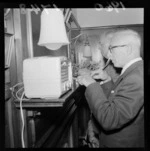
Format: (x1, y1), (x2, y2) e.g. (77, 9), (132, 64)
(109, 45), (128, 53)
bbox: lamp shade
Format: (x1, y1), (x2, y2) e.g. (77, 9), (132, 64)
(38, 9), (69, 50)
(83, 44), (92, 57)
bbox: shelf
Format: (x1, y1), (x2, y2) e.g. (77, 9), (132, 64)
(14, 89), (76, 108)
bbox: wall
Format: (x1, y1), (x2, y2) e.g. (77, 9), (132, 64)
(75, 8), (143, 28)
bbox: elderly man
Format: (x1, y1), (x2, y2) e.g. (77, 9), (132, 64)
(98, 30), (121, 82)
(77, 29), (144, 148)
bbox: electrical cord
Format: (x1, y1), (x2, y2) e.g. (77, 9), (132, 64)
(10, 82), (23, 99)
(16, 87), (24, 100)
(20, 91), (25, 148)
(70, 33), (84, 49)
(10, 82), (28, 148)
(11, 83), (29, 101)
(71, 33), (82, 41)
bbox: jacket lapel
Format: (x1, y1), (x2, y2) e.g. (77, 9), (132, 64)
(112, 60), (143, 90)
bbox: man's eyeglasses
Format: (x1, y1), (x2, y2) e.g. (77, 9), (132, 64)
(109, 45), (127, 53)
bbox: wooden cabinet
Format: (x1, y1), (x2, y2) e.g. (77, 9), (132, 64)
(13, 86), (90, 148)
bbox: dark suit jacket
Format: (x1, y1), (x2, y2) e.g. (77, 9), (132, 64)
(85, 60), (144, 147)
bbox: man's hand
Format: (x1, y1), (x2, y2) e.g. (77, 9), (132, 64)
(77, 75), (96, 87)
(90, 68), (111, 81)
(78, 68), (91, 76)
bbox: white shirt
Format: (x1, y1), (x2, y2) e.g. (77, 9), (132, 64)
(120, 57), (142, 75)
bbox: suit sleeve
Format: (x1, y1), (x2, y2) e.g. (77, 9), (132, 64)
(85, 74), (143, 131)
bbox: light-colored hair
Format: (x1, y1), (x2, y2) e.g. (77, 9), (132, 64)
(100, 30), (115, 45)
(100, 30), (115, 57)
(112, 28), (141, 48)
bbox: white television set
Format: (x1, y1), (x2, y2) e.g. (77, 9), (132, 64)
(23, 56), (72, 99)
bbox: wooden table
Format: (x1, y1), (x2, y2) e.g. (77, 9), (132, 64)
(14, 89), (75, 108)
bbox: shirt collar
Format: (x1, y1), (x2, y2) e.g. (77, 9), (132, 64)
(121, 57), (142, 75)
